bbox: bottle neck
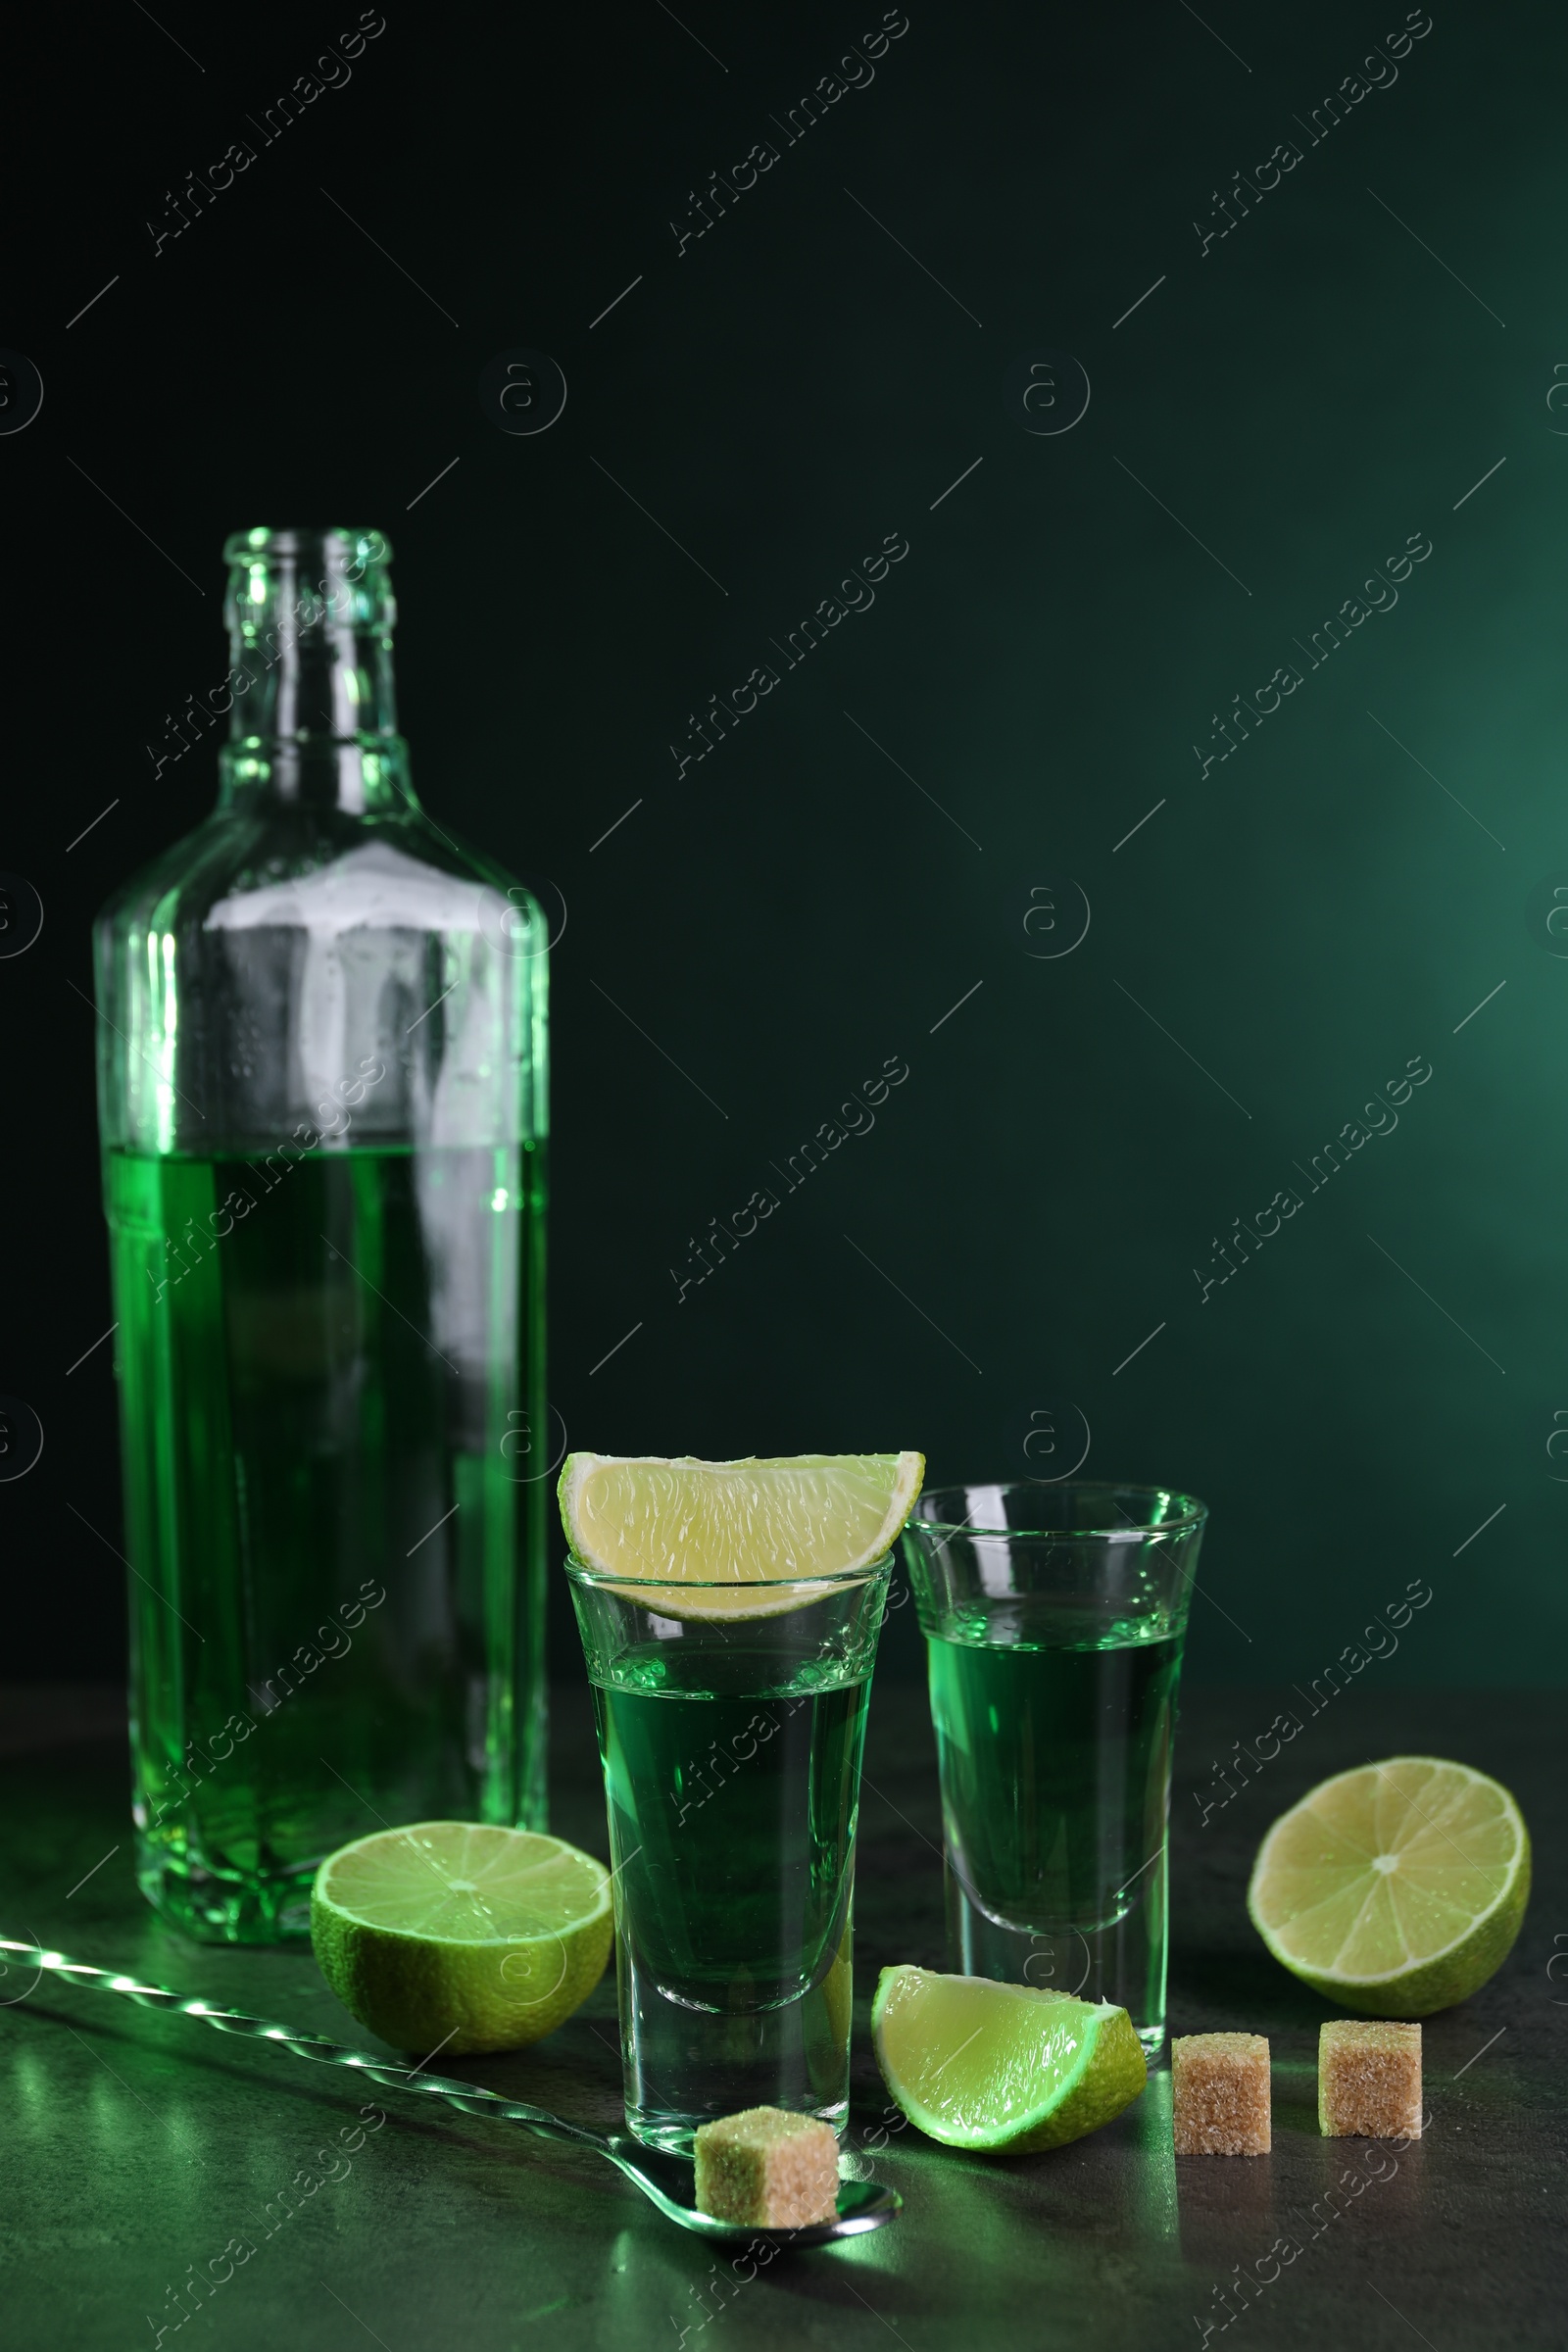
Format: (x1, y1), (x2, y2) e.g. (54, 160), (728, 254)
(217, 526), (418, 815)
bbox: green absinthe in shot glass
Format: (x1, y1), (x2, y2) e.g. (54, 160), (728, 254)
(568, 1561), (890, 2152)
(93, 528), (550, 1942)
(926, 1615), (1183, 2032)
(904, 1483), (1207, 2061)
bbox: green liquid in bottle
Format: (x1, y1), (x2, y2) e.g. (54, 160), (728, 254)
(108, 1140), (546, 1940)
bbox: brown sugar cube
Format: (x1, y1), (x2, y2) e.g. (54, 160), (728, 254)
(1318, 2021), (1422, 2139)
(693, 2107), (840, 2228)
(1172, 2033), (1272, 2155)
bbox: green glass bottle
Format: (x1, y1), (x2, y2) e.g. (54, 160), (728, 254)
(93, 527), (549, 1942)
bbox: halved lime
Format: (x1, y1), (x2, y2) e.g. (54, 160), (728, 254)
(871, 1965), (1148, 2154)
(559, 1451), (924, 1617)
(1248, 1757), (1531, 2017)
(311, 1823), (612, 2055)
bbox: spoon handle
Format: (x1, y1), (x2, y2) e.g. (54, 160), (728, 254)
(0, 1936), (611, 2155)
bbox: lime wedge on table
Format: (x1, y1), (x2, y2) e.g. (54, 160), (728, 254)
(559, 1451), (924, 1616)
(312, 1824), (612, 2055)
(871, 1966), (1148, 2154)
(1248, 1757), (1530, 2017)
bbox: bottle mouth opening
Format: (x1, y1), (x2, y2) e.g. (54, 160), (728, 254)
(221, 526), (391, 571)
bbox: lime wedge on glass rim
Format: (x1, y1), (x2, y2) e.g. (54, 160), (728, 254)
(558, 1451), (925, 1616)
(311, 1823), (612, 2055)
(871, 1965), (1148, 2153)
(1247, 1757), (1531, 2017)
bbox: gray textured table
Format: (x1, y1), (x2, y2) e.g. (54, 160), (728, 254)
(2, 1681), (1561, 2350)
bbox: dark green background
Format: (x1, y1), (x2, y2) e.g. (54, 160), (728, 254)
(4, 0), (1563, 1685)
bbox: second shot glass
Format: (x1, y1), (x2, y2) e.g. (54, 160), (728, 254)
(901, 1481), (1207, 2060)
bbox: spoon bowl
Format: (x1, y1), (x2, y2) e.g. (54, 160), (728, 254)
(598, 2135), (902, 2242)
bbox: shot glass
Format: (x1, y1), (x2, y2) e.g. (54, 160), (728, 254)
(901, 1482), (1207, 2060)
(566, 1555), (892, 2152)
